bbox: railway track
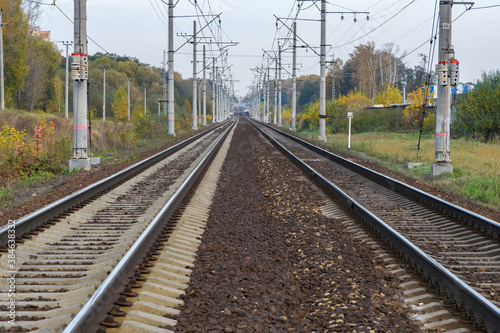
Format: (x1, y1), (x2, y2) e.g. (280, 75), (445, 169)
(0, 119), (235, 332)
(250, 118), (500, 332)
(2, 115), (499, 332)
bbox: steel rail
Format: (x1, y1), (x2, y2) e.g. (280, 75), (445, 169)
(0, 122), (227, 246)
(255, 121), (500, 240)
(250, 119), (500, 332)
(63, 118), (236, 333)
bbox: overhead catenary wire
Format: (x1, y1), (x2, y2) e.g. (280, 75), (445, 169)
(53, 2), (109, 54)
(331, 0), (417, 49)
(149, 0), (169, 28)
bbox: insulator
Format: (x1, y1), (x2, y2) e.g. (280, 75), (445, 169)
(449, 58), (459, 86)
(71, 53), (89, 81)
(71, 53), (81, 81)
(437, 62), (448, 86)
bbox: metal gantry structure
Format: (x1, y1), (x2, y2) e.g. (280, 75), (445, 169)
(62, 0), (238, 171)
(69, 0), (91, 171)
(431, 1), (473, 176)
(250, 1), (369, 138)
(250, 0), (475, 179)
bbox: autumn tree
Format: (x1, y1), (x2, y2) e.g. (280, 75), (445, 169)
(453, 71), (500, 141)
(326, 58), (344, 100)
(350, 42), (377, 98)
(374, 85), (403, 106)
(1, 0), (29, 107)
(112, 86), (128, 121)
(297, 75), (320, 107)
(21, 37), (62, 112)
(340, 42), (405, 100)
(403, 86), (434, 128)
(21, 0), (42, 31)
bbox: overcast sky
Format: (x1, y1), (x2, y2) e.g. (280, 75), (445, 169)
(40, 0), (500, 96)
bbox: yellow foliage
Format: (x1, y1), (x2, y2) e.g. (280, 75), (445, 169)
(301, 91), (370, 129)
(374, 85), (402, 106)
(0, 125), (26, 161)
(336, 91), (371, 110)
(0, 118), (56, 163)
(112, 86), (129, 121)
(302, 101), (319, 129)
(403, 86), (434, 126)
(131, 104), (146, 123)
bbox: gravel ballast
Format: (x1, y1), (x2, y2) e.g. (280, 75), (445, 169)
(173, 120), (425, 332)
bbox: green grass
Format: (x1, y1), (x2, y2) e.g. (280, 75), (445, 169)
(293, 129), (500, 210)
(0, 187), (12, 209)
(20, 171), (56, 182)
(465, 176), (500, 206)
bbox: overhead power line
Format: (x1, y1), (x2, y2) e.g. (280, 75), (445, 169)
(471, 4), (500, 9)
(332, 0), (417, 49)
(53, 3), (109, 53)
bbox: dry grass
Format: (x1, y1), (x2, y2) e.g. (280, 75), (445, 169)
(324, 131), (500, 209)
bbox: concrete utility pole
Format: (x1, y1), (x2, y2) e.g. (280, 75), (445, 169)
(212, 62), (216, 123)
(158, 99), (161, 122)
(192, 21), (198, 130)
(198, 78), (202, 124)
(291, 22), (297, 131)
(331, 54), (336, 101)
(278, 45), (282, 127)
(202, 45), (207, 126)
(167, 0), (175, 136)
(127, 80), (130, 122)
(318, 0), (327, 141)
(402, 80), (406, 104)
(0, 11), (5, 111)
(266, 65), (270, 123)
(70, 0), (91, 171)
(216, 66), (220, 122)
(162, 50), (167, 119)
(262, 70), (267, 123)
(274, 57), (278, 125)
(432, 1), (458, 176)
(102, 68), (106, 121)
(63, 41), (72, 119)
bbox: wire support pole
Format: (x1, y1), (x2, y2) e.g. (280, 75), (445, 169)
(72, 0), (88, 160)
(192, 20), (198, 130)
(0, 11), (3, 111)
(216, 66), (220, 122)
(202, 45), (207, 126)
(432, 0), (455, 175)
(127, 80), (130, 122)
(318, 0), (327, 141)
(102, 68), (106, 121)
(63, 41), (72, 119)
(278, 44), (282, 127)
(291, 22), (297, 131)
(274, 56), (278, 125)
(212, 62), (216, 123)
(168, 0), (176, 136)
(266, 65), (270, 123)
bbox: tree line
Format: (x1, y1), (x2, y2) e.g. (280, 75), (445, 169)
(1, 0), (210, 125)
(270, 42), (433, 111)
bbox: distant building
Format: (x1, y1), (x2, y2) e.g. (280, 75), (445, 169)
(429, 84), (474, 100)
(31, 27), (50, 41)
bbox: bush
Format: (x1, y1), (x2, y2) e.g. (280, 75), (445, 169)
(374, 85), (402, 106)
(453, 71), (500, 141)
(0, 117), (67, 184)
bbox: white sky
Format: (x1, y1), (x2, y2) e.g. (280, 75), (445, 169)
(40, 0), (500, 97)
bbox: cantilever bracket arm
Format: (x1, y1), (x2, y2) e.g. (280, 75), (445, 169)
(174, 13), (221, 53)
